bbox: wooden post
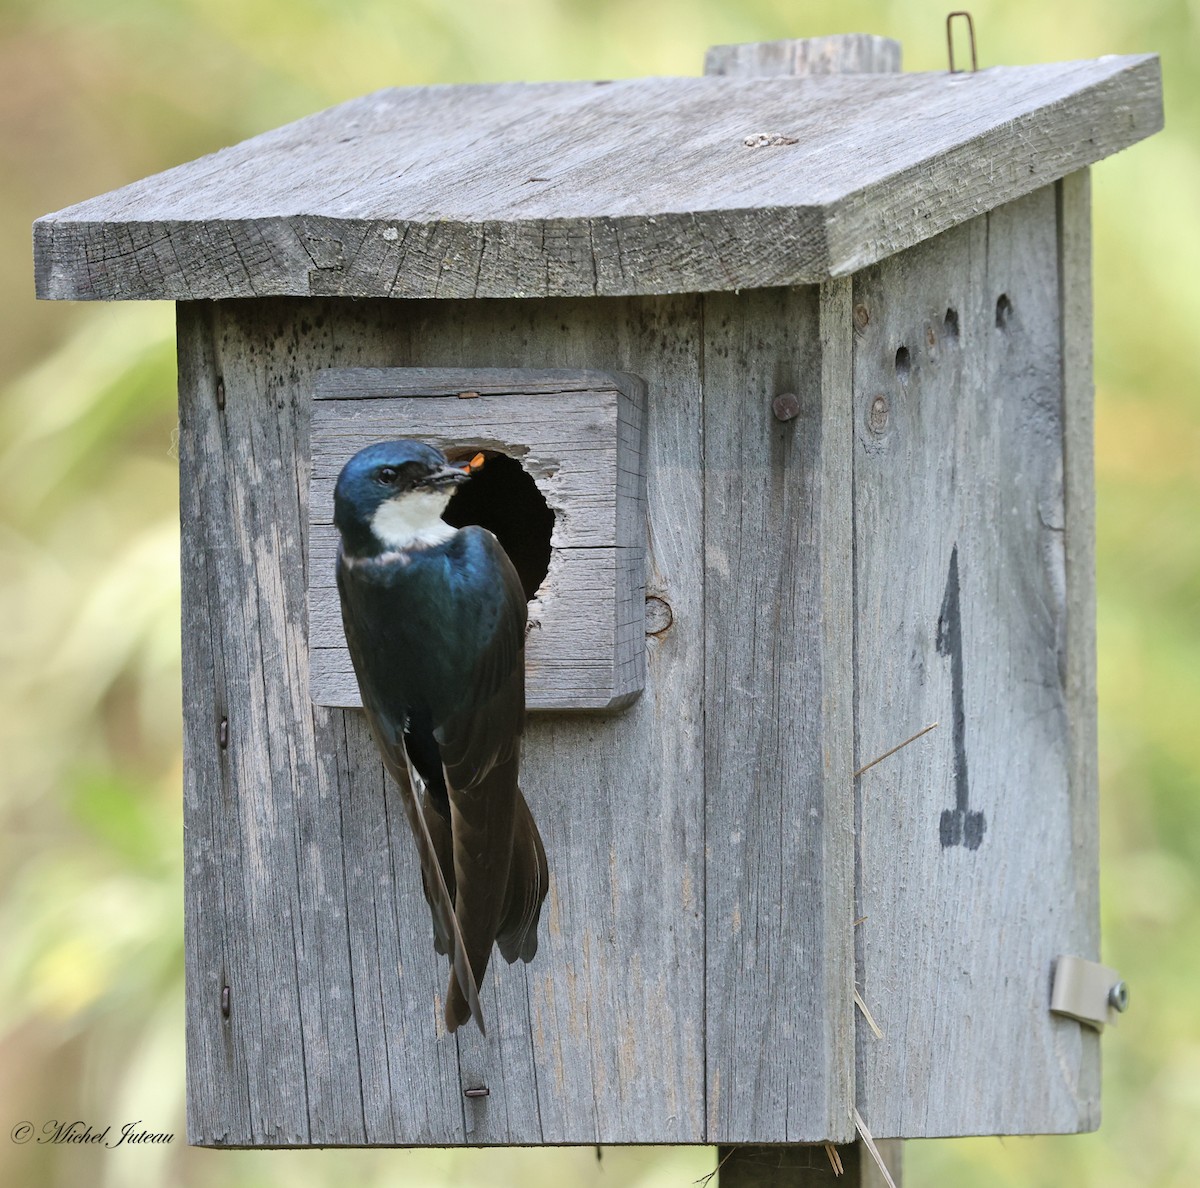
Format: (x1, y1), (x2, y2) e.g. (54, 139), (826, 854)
(718, 1141), (903, 1188)
(705, 29), (903, 1188)
(705, 33), (901, 77)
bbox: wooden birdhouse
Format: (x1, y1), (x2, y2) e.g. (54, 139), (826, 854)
(34, 30), (1162, 1180)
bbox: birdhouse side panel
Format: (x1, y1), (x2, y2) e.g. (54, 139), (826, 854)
(852, 178), (1100, 1137)
(180, 294), (706, 1146)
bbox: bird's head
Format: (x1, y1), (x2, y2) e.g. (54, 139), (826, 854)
(334, 439), (470, 557)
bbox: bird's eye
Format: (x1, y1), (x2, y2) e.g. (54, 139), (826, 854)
(377, 466), (399, 485)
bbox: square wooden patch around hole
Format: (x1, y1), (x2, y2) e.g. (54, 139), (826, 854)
(308, 366), (646, 711)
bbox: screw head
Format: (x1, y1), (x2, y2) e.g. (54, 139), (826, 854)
(1108, 981), (1129, 1013)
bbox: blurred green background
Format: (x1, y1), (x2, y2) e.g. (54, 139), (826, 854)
(1, 0), (1195, 1185)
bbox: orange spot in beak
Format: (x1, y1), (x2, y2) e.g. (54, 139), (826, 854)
(468, 453), (486, 472)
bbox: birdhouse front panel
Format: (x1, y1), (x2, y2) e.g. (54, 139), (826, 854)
(177, 291), (854, 1146)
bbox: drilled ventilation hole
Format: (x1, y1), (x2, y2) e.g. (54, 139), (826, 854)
(995, 293), (1013, 330)
(895, 345), (911, 384)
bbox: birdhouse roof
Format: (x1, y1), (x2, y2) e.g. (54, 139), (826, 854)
(34, 54), (1160, 302)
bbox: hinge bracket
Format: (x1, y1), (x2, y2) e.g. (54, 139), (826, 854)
(1051, 955), (1128, 1031)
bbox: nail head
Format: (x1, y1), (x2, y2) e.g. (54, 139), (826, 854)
(772, 393), (800, 422)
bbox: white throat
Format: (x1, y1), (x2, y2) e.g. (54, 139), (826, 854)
(371, 490), (456, 550)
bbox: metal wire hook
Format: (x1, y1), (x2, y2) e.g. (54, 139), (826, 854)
(946, 11), (978, 74)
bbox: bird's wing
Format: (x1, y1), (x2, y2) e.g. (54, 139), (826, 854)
(337, 557), (485, 1035)
(393, 736), (484, 1035)
(435, 528), (543, 1030)
(435, 527), (527, 788)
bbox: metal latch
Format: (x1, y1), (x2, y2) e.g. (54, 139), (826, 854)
(1050, 955), (1128, 1031)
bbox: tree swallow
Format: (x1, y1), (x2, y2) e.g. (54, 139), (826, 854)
(333, 440), (548, 1035)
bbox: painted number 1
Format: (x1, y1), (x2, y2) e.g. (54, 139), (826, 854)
(937, 545), (986, 850)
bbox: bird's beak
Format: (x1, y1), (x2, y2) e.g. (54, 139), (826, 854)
(427, 463), (472, 490)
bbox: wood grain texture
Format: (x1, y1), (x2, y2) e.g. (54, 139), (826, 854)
(306, 368), (646, 710)
(820, 274), (857, 1126)
(36, 58), (1160, 301)
(702, 285), (855, 1143)
(181, 294), (705, 1146)
(702, 34), (864, 1157)
(851, 184), (1098, 1136)
(705, 35), (901, 77)
(1057, 167), (1102, 1124)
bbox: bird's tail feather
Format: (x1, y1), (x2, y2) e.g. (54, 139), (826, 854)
(421, 791), (455, 956)
(442, 755), (524, 1033)
(496, 789), (548, 964)
(393, 747), (485, 1036)
(444, 783), (547, 1029)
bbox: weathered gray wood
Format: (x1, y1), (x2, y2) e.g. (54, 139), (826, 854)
(1058, 167), (1102, 1123)
(181, 303), (388, 1147)
(702, 284), (855, 1143)
(701, 34), (866, 1160)
(716, 1140), (903, 1186)
(181, 294), (705, 1146)
(314, 367), (641, 398)
(705, 35), (901, 77)
(180, 312), (261, 1145)
(820, 273), (857, 1116)
(306, 368), (646, 710)
(36, 57), (1160, 301)
(852, 184), (1098, 1136)
(700, 32), (862, 1156)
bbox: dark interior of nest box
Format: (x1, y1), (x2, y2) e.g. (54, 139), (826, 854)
(442, 450), (554, 601)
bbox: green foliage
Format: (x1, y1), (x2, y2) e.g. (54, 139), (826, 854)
(2, 1), (1197, 1185)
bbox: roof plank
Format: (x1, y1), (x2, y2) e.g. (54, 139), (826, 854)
(34, 55), (1161, 300)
